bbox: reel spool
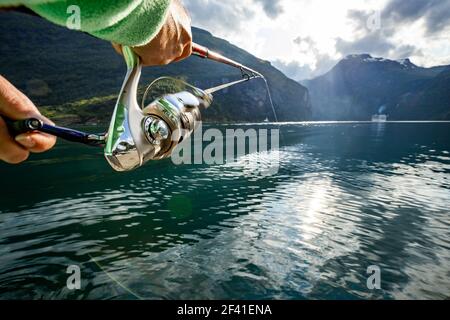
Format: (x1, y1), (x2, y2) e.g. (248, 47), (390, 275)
(140, 77), (213, 160)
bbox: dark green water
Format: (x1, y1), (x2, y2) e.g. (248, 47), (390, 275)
(0, 122), (449, 300)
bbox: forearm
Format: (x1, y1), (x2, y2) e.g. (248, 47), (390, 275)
(1, 0), (172, 46)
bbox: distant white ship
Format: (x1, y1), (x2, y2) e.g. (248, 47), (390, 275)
(371, 114), (388, 122)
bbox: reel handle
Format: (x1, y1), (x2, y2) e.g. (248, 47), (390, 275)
(3, 117), (105, 147)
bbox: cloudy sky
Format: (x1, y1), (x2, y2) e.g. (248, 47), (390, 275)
(183, 0), (450, 80)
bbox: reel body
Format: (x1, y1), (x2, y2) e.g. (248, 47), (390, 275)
(104, 48), (212, 172)
(141, 89), (207, 161)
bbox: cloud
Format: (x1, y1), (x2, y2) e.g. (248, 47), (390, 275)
(335, 31), (394, 57)
(184, 0), (283, 33)
(273, 2), (448, 79)
(273, 36), (338, 80)
(293, 36), (315, 48)
(272, 59), (313, 81)
(273, 55), (338, 81)
(183, 0), (255, 33)
(392, 45), (423, 60)
(336, 9), (423, 60)
(253, 0), (284, 19)
(382, 0), (450, 35)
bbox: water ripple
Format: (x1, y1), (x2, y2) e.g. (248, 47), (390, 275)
(0, 122), (449, 299)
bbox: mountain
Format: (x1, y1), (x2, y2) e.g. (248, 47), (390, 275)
(0, 12), (311, 124)
(392, 66), (450, 120)
(304, 54), (450, 120)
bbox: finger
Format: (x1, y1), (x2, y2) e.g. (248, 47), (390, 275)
(15, 131), (56, 153)
(111, 42), (123, 55)
(173, 42), (192, 62)
(0, 75), (40, 120)
(184, 42), (193, 57)
(0, 116), (29, 164)
(135, 44), (172, 66)
(137, 52), (170, 66)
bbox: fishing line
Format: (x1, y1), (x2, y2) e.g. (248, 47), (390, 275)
(205, 77), (254, 94)
(262, 78), (279, 123)
(89, 254), (144, 300)
(207, 77), (279, 123)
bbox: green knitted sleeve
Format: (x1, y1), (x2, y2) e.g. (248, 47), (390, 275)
(0, 0), (172, 46)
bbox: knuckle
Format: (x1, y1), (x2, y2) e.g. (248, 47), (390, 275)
(170, 43), (185, 59)
(185, 31), (193, 42)
(147, 55), (168, 66)
(160, 59), (171, 66)
(6, 94), (22, 109)
(176, 44), (184, 56)
(183, 44), (192, 57)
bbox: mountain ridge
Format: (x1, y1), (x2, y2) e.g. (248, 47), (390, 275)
(304, 53), (450, 120)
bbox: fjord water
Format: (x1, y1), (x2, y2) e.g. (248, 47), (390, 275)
(0, 122), (449, 300)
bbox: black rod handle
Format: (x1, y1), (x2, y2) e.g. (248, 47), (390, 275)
(3, 117), (105, 147)
(4, 117), (43, 136)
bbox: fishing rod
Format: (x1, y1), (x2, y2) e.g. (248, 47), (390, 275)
(191, 43), (263, 93)
(192, 44), (278, 121)
(6, 43), (271, 171)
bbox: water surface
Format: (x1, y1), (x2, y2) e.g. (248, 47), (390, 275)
(0, 122), (449, 299)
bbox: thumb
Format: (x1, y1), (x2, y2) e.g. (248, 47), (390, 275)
(15, 131), (56, 153)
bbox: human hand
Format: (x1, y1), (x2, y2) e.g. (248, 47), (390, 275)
(0, 75), (56, 164)
(112, 0), (192, 66)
